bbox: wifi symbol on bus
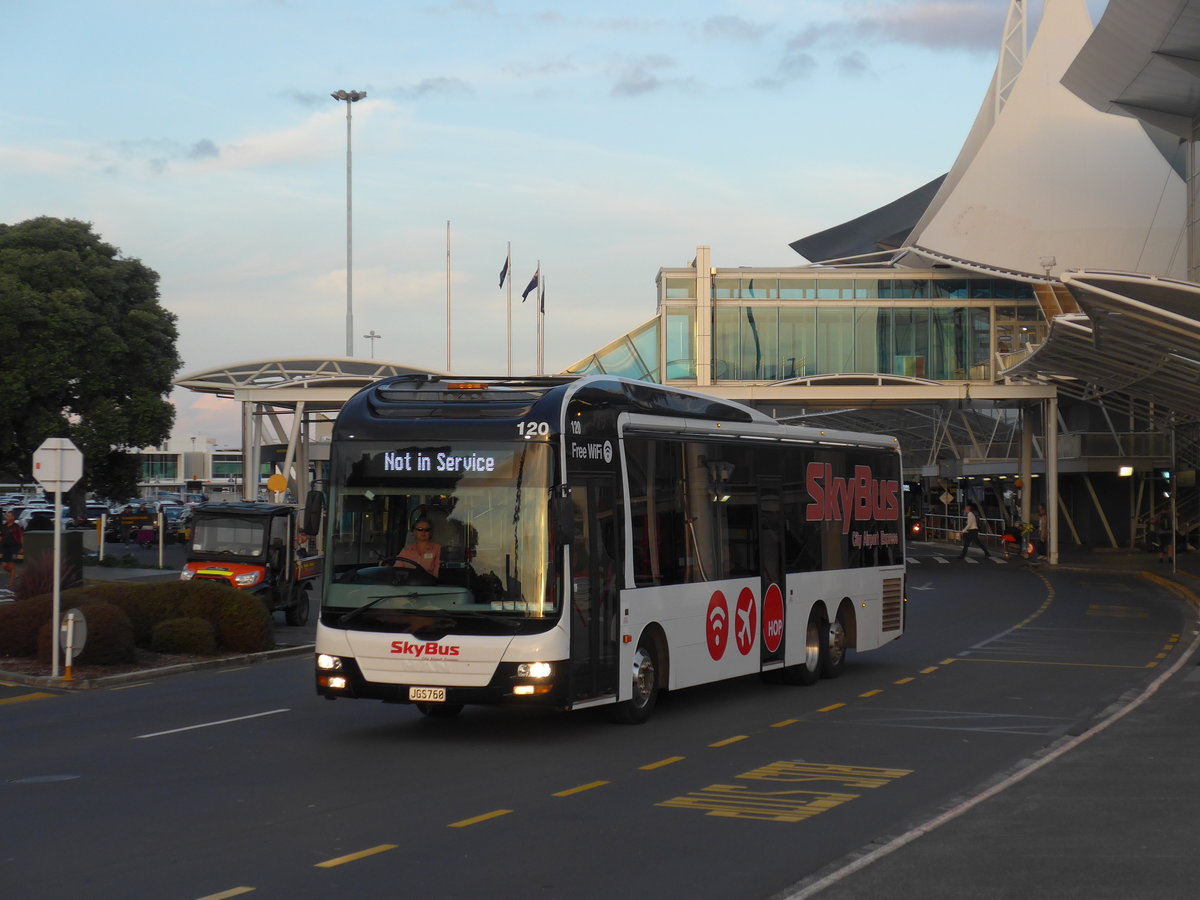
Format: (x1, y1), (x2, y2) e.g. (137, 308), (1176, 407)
(706, 591), (729, 661)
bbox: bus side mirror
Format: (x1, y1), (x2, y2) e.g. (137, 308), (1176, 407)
(303, 489), (325, 537)
(552, 492), (574, 546)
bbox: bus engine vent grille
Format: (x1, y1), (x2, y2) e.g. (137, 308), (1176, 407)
(881, 577), (903, 632)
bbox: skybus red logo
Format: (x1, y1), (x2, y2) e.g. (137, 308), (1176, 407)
(390, 641), (461, 657)
(804, 463), (900, 534)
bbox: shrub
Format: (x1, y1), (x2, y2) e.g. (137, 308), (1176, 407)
(151, 617), (217, 655)
(213, 593), (275, 653)
(0, 595), (54, 657)
(37, 601), (135, 665)
(13, 552), (80, 602)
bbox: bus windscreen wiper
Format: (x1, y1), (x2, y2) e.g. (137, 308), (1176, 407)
(338, 592), (422, 627)
(449, 610), (524, 630)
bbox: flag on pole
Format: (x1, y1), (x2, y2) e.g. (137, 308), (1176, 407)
(521, 264), (540, 301)
(539, 278), (545, 314)
(499, 252), (510, 288)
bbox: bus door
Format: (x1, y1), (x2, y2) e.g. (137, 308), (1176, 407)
(568, 476), (620, 701)
(758, 475), (785, 666)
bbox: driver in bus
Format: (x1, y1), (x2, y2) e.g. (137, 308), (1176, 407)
(396, 518), (441, 577)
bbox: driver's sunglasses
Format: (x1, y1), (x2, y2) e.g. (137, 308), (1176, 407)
(414, 527), (430, 532)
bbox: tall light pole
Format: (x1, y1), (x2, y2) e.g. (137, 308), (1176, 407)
(363, 329), (381, 358)
(331, 89), (367, 357)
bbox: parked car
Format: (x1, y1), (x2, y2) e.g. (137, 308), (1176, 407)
(19, 508), (70, 532)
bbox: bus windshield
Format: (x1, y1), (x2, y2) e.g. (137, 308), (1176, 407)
(323, 441), (559, 632)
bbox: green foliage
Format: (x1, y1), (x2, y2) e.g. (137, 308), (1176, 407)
(0, 217), (181, 497)
(151, 617), (217, 655)
(13, 551), (80, 601)
(0, 595), (53, 657)
(212, 594), (275, 653)
(38, 601), (135, 665)
(0, 580), (274, 668)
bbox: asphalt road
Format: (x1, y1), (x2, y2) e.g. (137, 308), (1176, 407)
(1, 546), (1188, 900)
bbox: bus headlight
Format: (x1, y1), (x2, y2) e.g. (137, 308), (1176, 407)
(317, 654), (344, 671)
(517, 662), (553, 679)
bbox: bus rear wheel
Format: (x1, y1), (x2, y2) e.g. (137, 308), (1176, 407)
(822, 611), (848, 679)
(783, 614), (826, 685)
(612, 638), (659, 724)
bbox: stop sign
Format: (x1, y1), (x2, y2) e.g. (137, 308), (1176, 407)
(33, 438), (83, 493)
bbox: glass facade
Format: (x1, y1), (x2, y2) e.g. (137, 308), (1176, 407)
(568, 270), (1045, 386)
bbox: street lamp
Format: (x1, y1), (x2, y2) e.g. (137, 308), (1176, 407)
(363, 329), (381, 358)
(331, 89), (367, 357)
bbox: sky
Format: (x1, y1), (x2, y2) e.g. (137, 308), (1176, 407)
(3, 0), (1108, 447)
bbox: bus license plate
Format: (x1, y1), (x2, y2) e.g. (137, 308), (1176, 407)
(409, 687), (446, 703)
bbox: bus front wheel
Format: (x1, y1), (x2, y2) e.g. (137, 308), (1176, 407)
(612, 638), (659, 724)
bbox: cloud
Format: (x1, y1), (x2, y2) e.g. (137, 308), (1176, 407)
(789, 1), (1003, 53)
(611, 55), (688, 97)
(703, 15), (770, 42)
(388, 77), (473, 100)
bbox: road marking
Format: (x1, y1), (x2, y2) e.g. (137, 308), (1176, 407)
(315, 844), (397, 868)
(134, 708), (289, 739)
(710, 735), (749, 747)
(659, 761), (911, 823)
(109, 681), (152, 691)
(771, 718), (798, 728)
(0, 692), (56, 706)
(859, 690), (883, 698)
(894, 677), (914, 684)
(818, 703), (844, 713)
(919, 666), (939, 674)
(553, 780), (608, 797)
(951, 657), (1149, 670)
(448, 809), (512, 828)
(640, 756), (685, 770)
(195, 888), (255, 899)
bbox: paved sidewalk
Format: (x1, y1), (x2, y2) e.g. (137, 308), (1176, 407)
(780, 544), (1200, 900)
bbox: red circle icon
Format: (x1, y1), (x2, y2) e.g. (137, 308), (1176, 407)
(705, 590), (729, 660)
(734, 587), (757, 656)
(762, 584), (784, 653)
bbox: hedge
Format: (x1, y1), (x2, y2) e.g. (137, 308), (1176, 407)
(0, 579), (275, 667)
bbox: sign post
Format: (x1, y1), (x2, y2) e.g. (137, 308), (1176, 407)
(33, 438), (83, 679)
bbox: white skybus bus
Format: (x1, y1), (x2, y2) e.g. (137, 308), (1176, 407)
(315, 374), (906, 722)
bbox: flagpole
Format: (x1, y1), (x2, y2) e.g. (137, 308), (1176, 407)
(537, 272), (545, 376)
(446, 220), (452, 372)
(506, 241), (512, 376)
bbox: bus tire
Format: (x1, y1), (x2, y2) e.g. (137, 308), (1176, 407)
(822, 608), (848, 679)
(612, 637), (659, 724)
(783, 613), (826, 686)
(416, 702), (464, 718)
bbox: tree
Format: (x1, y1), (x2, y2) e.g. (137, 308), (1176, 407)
(0, 217), (180, 501)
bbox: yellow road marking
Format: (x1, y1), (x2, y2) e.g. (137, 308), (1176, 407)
(920, 666), (939, 674)
(953, 657), (1149, 670)
(894, 677), (914, 684)
(195, 888), (255, 899)
(710, 735), (748, 747)
(770, 718), (798, 728)
(315, 844), (397, 868)
(0, 692), (56, 706)
(940, 658), (957, 665)
(859, 690), (882, 698)
(818, 703), (844, 713)
(640, 756), (685, 770)
(448, 809), (512, 828)
(553, 780), (609, 797)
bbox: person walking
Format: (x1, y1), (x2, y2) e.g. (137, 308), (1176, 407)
(959, 502), (990, 560)
(0, 510), (23, 585)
